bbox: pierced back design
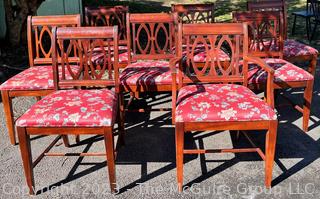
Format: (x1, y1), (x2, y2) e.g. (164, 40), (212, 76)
(84, 6), (128, 44)
(233, 11), (284, 58)
(177, 23), (248, 87)
(27, 15), (81, 67)
(127, 13), (175, 61)
(171, 3), (215, 24)
(52, 26), (119, 90)
(247, 0), (287, 39)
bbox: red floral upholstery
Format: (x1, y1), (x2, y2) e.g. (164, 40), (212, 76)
(120, 60), (174, 87)
(0, 65), (78, 91)
(248, 58), (314, 84)
(284, 39), (318, 58)
(91, 46), (129, 65)
(175, 84), (277, 123)
(251, 39), (318, 58)
(16, 89), (117, 127)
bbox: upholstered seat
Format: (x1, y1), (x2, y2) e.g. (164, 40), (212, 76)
(120, 60), (174, 87)
(0, 65), (79, 91)
(175, 84), (277, 123)
(284, 39), (318, 57)
(248, 58), (314, 84)
(16, 89), (117, 127)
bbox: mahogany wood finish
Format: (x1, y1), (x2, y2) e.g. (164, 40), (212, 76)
(121, 13), (176, 115)
(233, 11), (284, 58)
(171, 3), (215, 24)
(1, 15), (81, 145)
(247, 0), (318, 77)
(234, 11), (315, 132)
(17, 26), (121, 195)
(84, 6), (128, 44)
(127, 13), (175, 63)
(172, 22), (278, 191)
(247, 0), (287, 39)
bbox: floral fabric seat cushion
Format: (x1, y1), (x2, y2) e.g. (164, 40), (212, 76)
(284, 39), (318, 58)
(248, 58), (314, 84)
(175, 84), (277, 123)
(16, 89), (117, 127)
(0, 65), (78, 91)
(91, 46), (129, 65)
(120, 60), (173, 87)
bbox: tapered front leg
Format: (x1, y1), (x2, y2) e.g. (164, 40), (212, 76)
(303, 80), (314, 132)
(175, 122), (184, 192)
(17, 127), (35, 195)
(265, 120), (278, 188)
(1, 90), (16, 145)
(104, 128), (116, 193)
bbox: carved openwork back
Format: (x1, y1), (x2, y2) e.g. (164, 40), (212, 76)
(177, 23), (248, 87)
(171, 3), (214, 24)
(84, 6), (128, 44)
(52, 26), (119, 90)
(233, 11), (284, 58)
(127, 13), (175, 61)
(247, 0), (287, 39)
(27, 15), (81, 67)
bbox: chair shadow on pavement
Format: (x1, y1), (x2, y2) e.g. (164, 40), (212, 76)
(35, 88), (320, 194)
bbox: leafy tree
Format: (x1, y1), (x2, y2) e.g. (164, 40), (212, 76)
(3, 0), (44, 46)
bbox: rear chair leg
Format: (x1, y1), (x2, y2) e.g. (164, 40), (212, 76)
(175, 122), (184, 192)
(17, 127), (35, 195)
(118, 94), (125, 146)
(1, 90), (16, 145)
(104, 129), (116, 193)
(75, 135), (80, 143)
(302, 80), (314, 132)
(62, 135), (70, 147)
(265, 120), (278, 188)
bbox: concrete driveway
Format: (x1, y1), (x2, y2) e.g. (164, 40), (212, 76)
(0, 66), (320, 198)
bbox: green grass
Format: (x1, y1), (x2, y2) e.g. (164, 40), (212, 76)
(84, 0), (320, 49)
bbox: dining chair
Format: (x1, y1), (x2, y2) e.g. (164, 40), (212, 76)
(247, 0), (288, 38)
(16, 26), (121, 195)
(84, 5), (129, 68)
(0, 15), (81, 145)
(171, 3), (215, 24)
(247, 0), (318, 78)
(292, 0), (317, 40)
(171, 22), (278, 191)
(233, 11), (314, 132)
(119, 13), (176, 118)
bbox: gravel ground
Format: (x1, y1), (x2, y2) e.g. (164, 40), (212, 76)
(1, 66), (320, 199)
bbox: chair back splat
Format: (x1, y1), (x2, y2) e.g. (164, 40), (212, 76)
(177, 23), (249, 88)
(127, 13), (175, 62)
(171, 3), (215, 24)
(52, 26), (119, 91)
(233, 11), (284, 59)
(28, 15), (81, 67)
(247, 0), (287, 39)
(84, 6), (128, 45)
